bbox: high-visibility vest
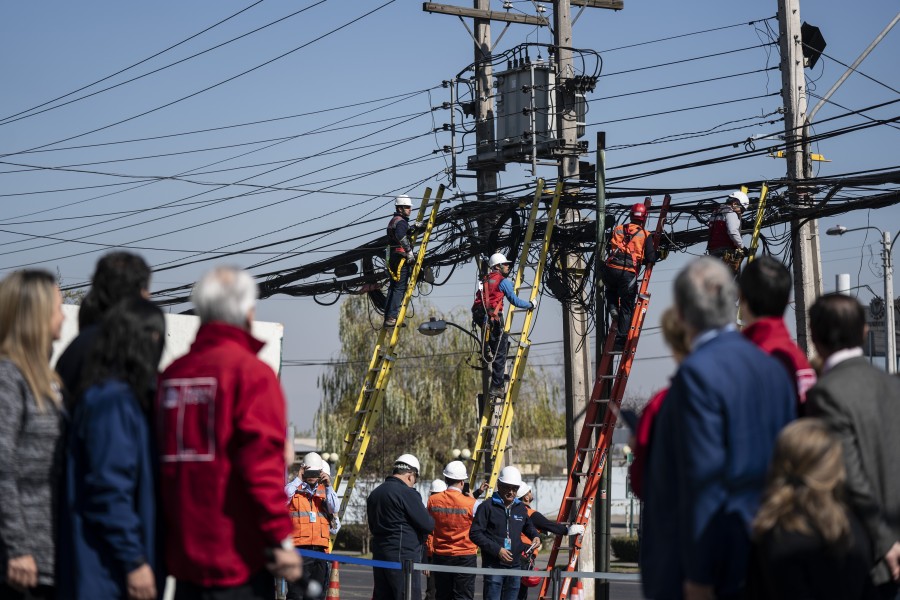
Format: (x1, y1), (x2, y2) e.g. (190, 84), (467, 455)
(707, 205), (739, 252)
(427, 490), (478, 556)
(472, 272), (505, 321)
(606, 223), (648, 273)
(289, 489), (331, 548)
(520, 507), (537, 547)
(387, 214), (409, 256)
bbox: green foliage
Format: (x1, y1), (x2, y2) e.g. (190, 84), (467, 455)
(316, 295), (564, 479)
(610, 536), (640, 562)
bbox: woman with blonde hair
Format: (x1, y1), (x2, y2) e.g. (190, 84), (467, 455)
(0, 270), (65, 599)
(747, 418), (875, 599)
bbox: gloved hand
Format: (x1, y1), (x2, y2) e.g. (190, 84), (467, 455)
(528, 300), (537, 310)
(405, 250), (416, 262)
(567, 524), (585, 536)
(735, 247), (746, 257)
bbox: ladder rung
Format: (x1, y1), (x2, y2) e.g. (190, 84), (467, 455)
(577, 447), (598, 453)
(592, 398), (610, 404)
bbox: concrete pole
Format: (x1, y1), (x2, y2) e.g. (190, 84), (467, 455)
(556, 1), (597, 597)
(883, 231), (896, 374)
(778, 0), (824, 355)
(836, 273), (851, 295)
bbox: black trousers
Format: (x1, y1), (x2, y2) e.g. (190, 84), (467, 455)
(373, 565), (422, 600)
(286, 547), (330, 600)
(432, 554), (477, 600)
(174, 571), (274, 600)
(601, 265), (636, 340)
(0, 583), (55, 600)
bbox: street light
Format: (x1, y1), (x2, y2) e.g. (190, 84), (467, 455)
(417, 317), (481, 345)
(826, 225), (896, 373)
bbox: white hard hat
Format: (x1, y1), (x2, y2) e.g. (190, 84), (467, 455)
(489, 253), (512, 269)
(516, 483), (532, 499)
(303, 452), (325, 470)
(727, 191), (750, 209)
(442, 460), (468, 481)
(497, 466), (523, 487)
(395, 453), (421, 472)
(395, 194), (413, 208)
(430, 479), (448, 493)
(321, 462), (331, 476)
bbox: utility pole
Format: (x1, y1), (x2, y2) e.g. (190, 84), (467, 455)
(777, 0), (823, 353)
(555, 1), (598, 597)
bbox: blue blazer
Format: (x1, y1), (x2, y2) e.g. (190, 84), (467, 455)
(59, 380), (158, 599)
(641, 330), (795, 600)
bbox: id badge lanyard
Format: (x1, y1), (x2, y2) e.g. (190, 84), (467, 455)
(503, 506), (512, 551)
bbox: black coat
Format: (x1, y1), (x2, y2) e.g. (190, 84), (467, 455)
(469, 494), (539, 568)
(367, 476), (434, 561)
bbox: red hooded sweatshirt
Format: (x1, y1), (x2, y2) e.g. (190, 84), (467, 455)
(742, 316), (817, 413)
(156, 322), (292, 587)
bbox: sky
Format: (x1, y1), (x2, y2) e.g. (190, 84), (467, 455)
(1, 0), (898, 434)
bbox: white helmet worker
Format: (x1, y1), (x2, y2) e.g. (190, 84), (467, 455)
(395, 194), (413, 208)
(516, 483), (532, 499)
(489, 253), (512, 269)
(497, 466), (524, 487)
(442, 460), (468, 481)
(321, 462), (331, 476)
(395, 453), (421, 473)
(727, 191), (750, 210)
(302, 452), (325, 471)
(430, 479), (448, 494)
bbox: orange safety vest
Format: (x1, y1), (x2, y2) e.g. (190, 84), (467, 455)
(427, 489), (478, 556)
(520, 506), (537, 547)
(472, 271), (506, 321)
(606, 223), (648, 273)
(289, 488), (331, 548)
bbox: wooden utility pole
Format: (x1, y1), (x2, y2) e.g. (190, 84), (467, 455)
(777, 0), (823, 353)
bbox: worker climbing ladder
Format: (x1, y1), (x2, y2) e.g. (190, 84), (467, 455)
(468, 180), (562, 493)
(539, 194), (671, 600)
(331, 186), (444, 528)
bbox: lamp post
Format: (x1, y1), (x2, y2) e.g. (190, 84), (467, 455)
(417, 317), (481, 344)
(826, 226), (896, 373)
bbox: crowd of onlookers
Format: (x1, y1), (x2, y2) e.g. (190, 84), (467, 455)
(0, 253), (300, 600)
(630, 256), (900, 600)
(0, 248), (898, 600)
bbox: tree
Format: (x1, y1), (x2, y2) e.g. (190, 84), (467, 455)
(316, 295), (565, 480)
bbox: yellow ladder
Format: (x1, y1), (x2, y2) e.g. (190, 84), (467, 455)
(745, 183), (769, 265)
(331, 186), (444, 529)
(468, 180), (562, 492)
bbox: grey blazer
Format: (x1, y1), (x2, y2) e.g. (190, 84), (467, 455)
(807, 356), (900, 586)
(0, 359), (63, 587)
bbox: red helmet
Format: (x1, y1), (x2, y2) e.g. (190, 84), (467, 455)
(521, 575), (542, 588)
(630, 203), (648, 223)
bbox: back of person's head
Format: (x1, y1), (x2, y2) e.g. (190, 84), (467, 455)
(752, 418), (849, 546)
(673, 257), (737, 333)
(191, 266), (257, 327)
(809, 293), (866, 357)
(82, 298), (166, 409)
(739, 257), (792, 318)
(660, 306), (691, 360)
(80, 252), (151, 328)
(0, 270), (62, 410)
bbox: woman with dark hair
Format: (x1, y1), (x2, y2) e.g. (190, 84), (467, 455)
(60, 298), (164, 600)
(0, 270), (66, 599)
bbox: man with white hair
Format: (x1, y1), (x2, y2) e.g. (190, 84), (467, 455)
(156, 266), (302, 599)
(641, 258), (795, 600)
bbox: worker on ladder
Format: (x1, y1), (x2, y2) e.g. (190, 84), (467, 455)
(601, 204), (657, 353)
(706, 191), (749, 275)
(384, 194), (415, 328)
(472, 253), (536, 397)
(284, 452), (337, 599)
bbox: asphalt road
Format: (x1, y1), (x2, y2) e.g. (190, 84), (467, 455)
(329, 561), (646, 600)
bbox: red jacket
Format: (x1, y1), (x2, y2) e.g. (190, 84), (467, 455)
(629, 387), (668, 501)
(156, 322), (292, 587)
(742, 316), (817, 412)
